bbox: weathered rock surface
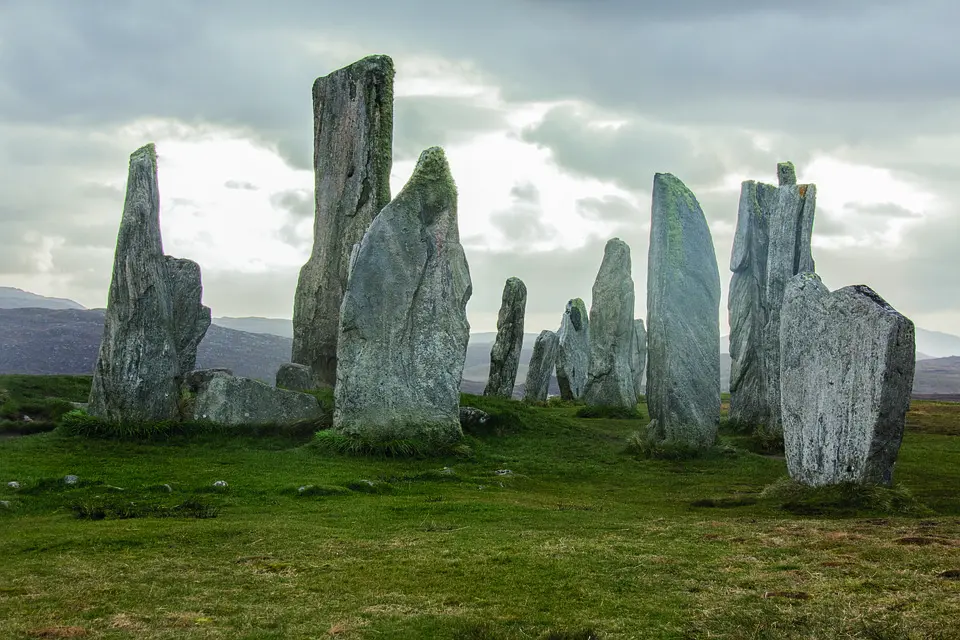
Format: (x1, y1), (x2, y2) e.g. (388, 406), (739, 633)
(459, 406), (491, 431)
(524, 330), (560, 402)
(183, 368), (233, 393)
(188, 371), (322, 426)
(556, 298), (590, 401)
(334, 147), (471, 443)
(728, 162), (816, 434)
(780, 274), (915, 486)
(89, 143), (210, 423)
(631, 319), (647, 402)
(583, 239), (636, 408)
(276, 363), (314, 391)
(646, 173), (721, 447)
(292, 55), (395, 388)
(484, 277), (527, 398)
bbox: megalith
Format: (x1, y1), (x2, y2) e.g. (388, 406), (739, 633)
(524, 330), (560, 402)
(646, 173), (721, 448)
(334, 147), (472, 443)
(276, 362), (315, 391)
(292, 55), (395, 388)
(556, 298), (590, 401)
(631, 319), (647, 402)
(484, 277), (527, 398)
(780, 274), (915, 486)
(583, 238), (636, 408)
(187, 370), (323, 427)
(89, 143), (211, 423)
(728, 162), (816, 434)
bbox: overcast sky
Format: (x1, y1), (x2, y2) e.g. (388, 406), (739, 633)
(1, 0), (958, 335)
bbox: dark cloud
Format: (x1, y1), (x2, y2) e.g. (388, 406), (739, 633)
(394, 96), (508, 161)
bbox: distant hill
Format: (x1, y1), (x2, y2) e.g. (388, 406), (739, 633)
(212, 316), (293, 339)
(0, 287), (85, 310)
(0, 308), (292, 383)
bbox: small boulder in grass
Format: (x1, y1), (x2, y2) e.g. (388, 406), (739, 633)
(0, 500), (11, 509)
(213, 480), (228, 488)
(6, 481), (20, 490)
(64, 475), (79, 485)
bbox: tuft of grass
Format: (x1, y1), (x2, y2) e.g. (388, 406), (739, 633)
(760, 477), (932, 516)
(70, 496), (220, 520)
(283, 484), (351, 497)
(459, 393), (535, 436)
(0, 375), (91, 436)
(625, 431), (735, 460)
(311, 429), (472, 459)
(576, 405), (641, 420)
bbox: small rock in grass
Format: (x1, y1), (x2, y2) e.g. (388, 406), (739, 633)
(298, 485), (313, 494)
(440, 467), (455, 475)
(0, 500), (11, 509)
(213, 480), (228, 488)
(64, 475), (79, 485)
(494, 469), (513, 476)
(6, 481), (20, 490)
(162, 483), (173, 492)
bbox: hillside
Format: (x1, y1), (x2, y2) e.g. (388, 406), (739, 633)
(0, 287), (85, 310)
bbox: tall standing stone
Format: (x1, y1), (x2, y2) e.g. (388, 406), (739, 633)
(646, 173), (721, 448)
(780, 274), (915, 486)
(334, 147), (471, 443)
(89, 144), (210, 423)
(728, 162), (816, 434)
(583, 238), (636, 408)
(556, 298), (590, 401)
(292, 55), (395, 388)
(484, 277), (527, 398)
(631, 319), (647, 402)
(524, 330), (559, 402)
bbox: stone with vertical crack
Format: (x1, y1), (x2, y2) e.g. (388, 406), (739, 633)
(631, 319), (647, 403)
(292, 55), (395, 388)
(556, 298), (590, 401)
(524, 330), (560, 402)
(484, 277), (527, 398)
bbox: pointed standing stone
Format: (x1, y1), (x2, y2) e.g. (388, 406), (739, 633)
(89, 144), (210, 423)
(646, 173), (721, 448)
(334, 147), (471, 443)
(484, 277), (527, 398)
(524, 330), (560, 402)
(556, 298), (590, 401)
(728, 162), (816, 435)
(292, 55), (395, 388)
(631, 319), (647, 402)
(780, 274), (915, 486)
(583, 238), (636, 408)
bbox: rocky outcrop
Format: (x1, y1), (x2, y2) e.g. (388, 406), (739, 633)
(583, 238), (636, 408)
(780, 274), (916, 486)
(276, 363), (314, 391)
(187, 370), (322, 426)
(484, 277), (527, 398)
(524, 330), (560, 402)
(728, 162), (816, 434)
(556, 298), (590, 401)
(646, 173), (721, 448)
(89, 143), (210, 423)
(631, 319), (647, 402)
(334, 147), (471, 443)
(292, 55), (395, 388)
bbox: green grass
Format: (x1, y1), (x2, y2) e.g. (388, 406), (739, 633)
(0, 374), (91, 436)
(0, 377), (958, 638)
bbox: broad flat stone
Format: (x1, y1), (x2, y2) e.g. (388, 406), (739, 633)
(524, 330), (559, 402)
(780, 274), (915, 486)
(484, 277), (527, 398)
(292, 55), (395, 388)
(189, 372), (322, 426)
(556, 298), (590, 401)
(584, 238), (636, 408)
(728, 163), (816, 434)
(334, 147), (471, 443)
(646, 173), (721, 447)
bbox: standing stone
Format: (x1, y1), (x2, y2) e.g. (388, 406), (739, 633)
(780, 274), (915, 486)
(631, 319), (647, 402)
(334, 147), (471, 443)
(89, 143), (210, 423)
(728, 162), (816, 434)
(524, 330), (560, 402)
(583, 238), (636, 408)
(646, 173), (721, 448)
(484, 277), (527, 398)
(292, 55), (395, 388)
(556, 298), (590, 401)
(165, 257), (211, 377)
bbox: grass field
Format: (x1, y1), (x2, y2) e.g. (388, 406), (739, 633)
(1, 376), (958, 639)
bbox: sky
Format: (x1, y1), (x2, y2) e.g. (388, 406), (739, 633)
(1, 0), (959, 336)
